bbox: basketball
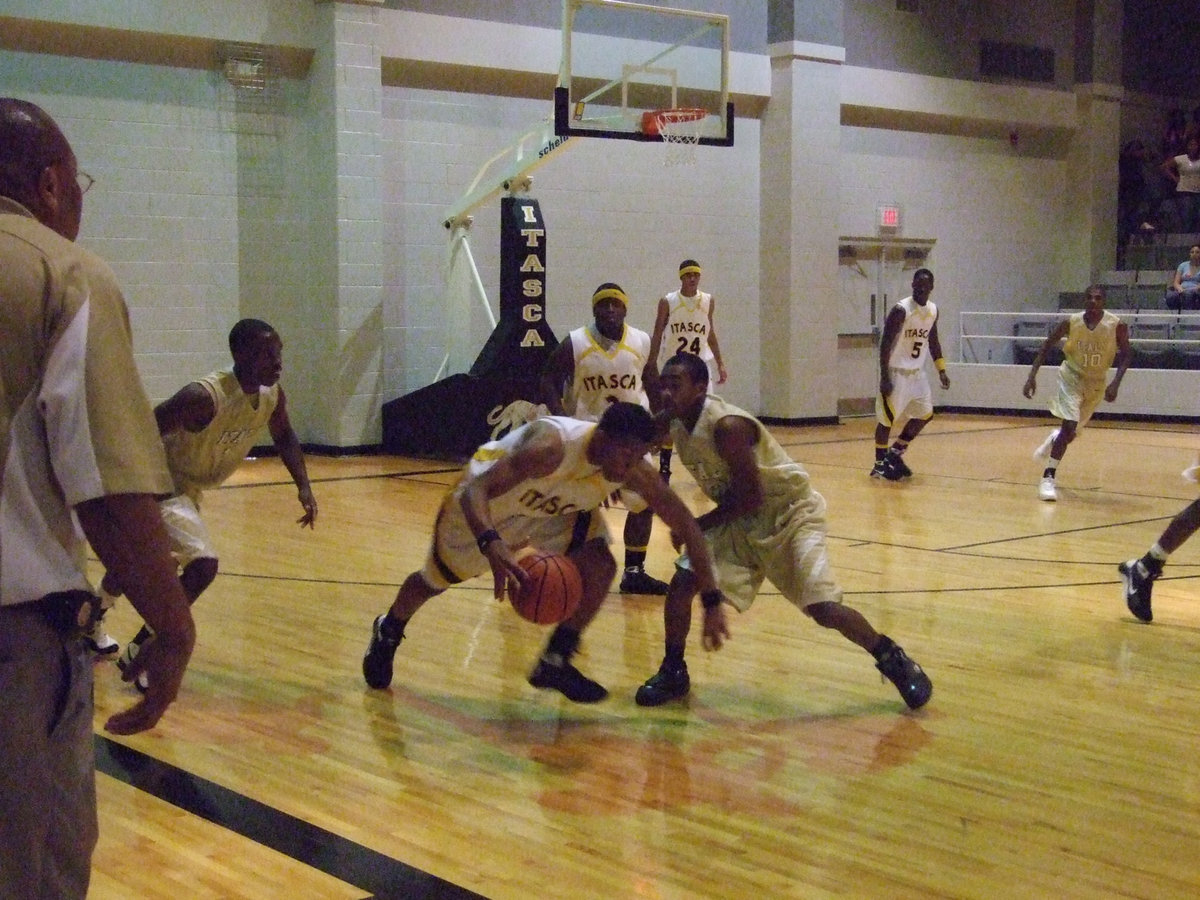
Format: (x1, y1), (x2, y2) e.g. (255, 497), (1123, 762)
(511, 550), (583, 625)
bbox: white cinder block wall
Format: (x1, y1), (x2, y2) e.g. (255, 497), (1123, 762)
(3, 56), (246, 402)
(380, 89), (762, 414)
(4, 1), (1195, 448)
(840, 126), (1072, 361)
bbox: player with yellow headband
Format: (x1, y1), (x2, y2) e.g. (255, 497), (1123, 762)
(649, 259), (727, 388)
(540, 282), (672, 595)
(649, 259), (728, 489)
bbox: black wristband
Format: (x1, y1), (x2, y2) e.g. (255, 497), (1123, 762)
(476, 529), (501, 553)
(700, 589), (722, 610)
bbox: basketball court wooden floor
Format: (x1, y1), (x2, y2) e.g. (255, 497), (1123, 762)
(87, 414), (1200, 899)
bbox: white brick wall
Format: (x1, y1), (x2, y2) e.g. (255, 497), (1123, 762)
(5, 7), (1161, 442)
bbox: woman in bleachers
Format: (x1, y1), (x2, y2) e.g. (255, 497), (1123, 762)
(1162, 135), (1200, 234)
(1166, 244), (1200, 311)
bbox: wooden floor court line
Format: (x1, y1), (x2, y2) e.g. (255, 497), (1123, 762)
(95, 736), (485, 900)
(142, 553), (1200, 602)
(218, 466), (462, 491)
(87, 417), (1200, 898)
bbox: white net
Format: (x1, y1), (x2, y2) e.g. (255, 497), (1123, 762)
(655, 110), (705, 167)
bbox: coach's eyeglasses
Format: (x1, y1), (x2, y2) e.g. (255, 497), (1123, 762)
(76, 170), (94, 194)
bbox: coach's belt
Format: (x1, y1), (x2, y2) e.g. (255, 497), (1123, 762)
(24, 590), (104, 639)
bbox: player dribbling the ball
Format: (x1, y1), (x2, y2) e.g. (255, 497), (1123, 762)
(362, 402), (727, 703)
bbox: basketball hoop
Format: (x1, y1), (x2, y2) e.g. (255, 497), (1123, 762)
(642, 108), (706, 167)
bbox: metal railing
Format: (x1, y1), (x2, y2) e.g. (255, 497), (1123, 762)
(958, 310), (1200, 367)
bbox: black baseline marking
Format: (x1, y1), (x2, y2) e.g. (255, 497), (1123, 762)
(95, 736), (486, 900)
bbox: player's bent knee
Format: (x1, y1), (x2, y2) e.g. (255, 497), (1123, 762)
(184, 557), (219, 591)
(189, 555), (218, 575)
(802, 601), (842, 626)
(572, 542), (617, 595)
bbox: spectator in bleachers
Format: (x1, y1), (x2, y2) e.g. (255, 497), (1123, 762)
(1149, 110), (1188, 232)
(1162, 108), (1188, 161)
(1118, 139), (1158, 257)
(1187, 105), (1200, 144)
(1162, 135), (1200, 234)
(1166, 244), (1200, 311)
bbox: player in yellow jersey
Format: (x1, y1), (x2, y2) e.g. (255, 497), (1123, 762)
(636, 353), (932, 709)
(92, 319), (317, 690)
(1023, 285), (1131, 501)
(649, 259), (727, 387)
(541, 282), (671, 595)
(362, 402), (726, 702)
(648, 258), (728, 495)
(872, 269), (951, 480)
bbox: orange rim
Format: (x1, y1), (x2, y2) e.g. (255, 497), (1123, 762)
(641, 108), (707, 137)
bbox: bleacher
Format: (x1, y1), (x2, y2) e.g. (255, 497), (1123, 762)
(960, 234), (1200, 369)
(1124, 232), (1200, 273)
(1051, 233), (1200, 368)
(1084, 267), (1174, 311)
(1001, 311), (1200, 369)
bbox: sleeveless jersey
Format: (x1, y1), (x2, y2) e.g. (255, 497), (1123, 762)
(162, 367), (279, 501)
(566, 323), (651, 421)
(1062, 310), (1119, 381)
(657, 290), (715, 369)
(460, 416), (624, 522)
(670, 395), (815, 511)
(886, 296), (939, 371)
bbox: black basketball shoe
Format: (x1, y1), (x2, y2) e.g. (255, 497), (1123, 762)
(528, 655), (608, 703)
(363, 614), (404, 689)
(875, 641), (932, 709)
(883, 450), (912, 480)
(619, 566), (669, 595)
(635, 661), (690, 706)
(1119, 557), (1161, 623)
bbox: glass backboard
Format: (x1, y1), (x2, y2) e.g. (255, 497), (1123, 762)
(555, 0), (733, 146)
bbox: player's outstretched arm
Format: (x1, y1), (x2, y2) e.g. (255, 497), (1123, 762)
(630, 463), (732, 649)
(1106, 321), (1133, 402)
(627, 462), (722, 595)
(268, 386), (317, 527)
(707, 297), (727, 384)
(1023, 319), (1069, 399)
(538, 338), (574, 417)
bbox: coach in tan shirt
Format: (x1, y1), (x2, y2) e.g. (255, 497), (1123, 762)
(0, 97), (195, 899)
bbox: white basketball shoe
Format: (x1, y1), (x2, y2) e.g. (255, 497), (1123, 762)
(1033, 429), (1059, 461)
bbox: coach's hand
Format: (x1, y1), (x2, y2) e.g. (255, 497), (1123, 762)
(104, 627), (194, 735)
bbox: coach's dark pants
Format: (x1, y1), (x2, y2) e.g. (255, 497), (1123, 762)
(0, 598), (98, 899)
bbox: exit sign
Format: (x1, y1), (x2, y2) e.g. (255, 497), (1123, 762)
(877, 204), (901, 230)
